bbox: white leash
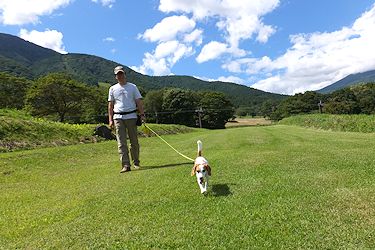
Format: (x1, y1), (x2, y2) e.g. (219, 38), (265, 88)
(143, 123), (195, 162)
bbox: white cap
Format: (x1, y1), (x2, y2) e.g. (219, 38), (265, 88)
(114, 65), (125, 75)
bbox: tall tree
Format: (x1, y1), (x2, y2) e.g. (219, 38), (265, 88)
(324, 88), (360, 114)
(25, 73), (91, 122)
(270, 91), (325, 120)
(353, 83), (375, 114)
(197, 91), (234, 129)
(161, 88), (198, 126)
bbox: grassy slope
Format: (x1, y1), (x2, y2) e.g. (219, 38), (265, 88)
(1, 125), (375, 248)
(0, 110), (98, 152)
(280, 113), (375, 133)
(0, 109), (196, 152)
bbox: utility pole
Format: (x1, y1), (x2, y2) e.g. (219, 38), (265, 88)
(318, 100), (324, 113)
(195, 107), (203, 128)
(155, 111), (158, 124)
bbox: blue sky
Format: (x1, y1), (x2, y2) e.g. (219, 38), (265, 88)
(1, 0), (375, 94)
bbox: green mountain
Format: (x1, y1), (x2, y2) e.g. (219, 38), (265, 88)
(318, 70), (375, 94)
(0, 32), (286, 107)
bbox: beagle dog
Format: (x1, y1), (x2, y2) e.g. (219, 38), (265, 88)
(191, 140), (211, 194)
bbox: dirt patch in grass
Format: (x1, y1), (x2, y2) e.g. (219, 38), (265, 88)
(226, 117), (272, 127)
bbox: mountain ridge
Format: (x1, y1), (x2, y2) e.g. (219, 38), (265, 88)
(0, 32), (286, 108)
(318, 70), (375, 93)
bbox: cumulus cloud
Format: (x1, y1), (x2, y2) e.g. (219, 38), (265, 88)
(91, 0), (115, 8)
(224, 4), (375, 94)
(132, 40), (193, 75)
(131, 53), (169, 76)
(135, 15), (198, 75)
(19, 29), (67, 54)
(159, 0), (279, 59)
(135, 0), (279, 76)
(0, 0), (71, 25)
(256, 24), (276, 43)
(196, 41), (228, 63)
(139, 15), (196, 43)
(183, 29), (203, 45)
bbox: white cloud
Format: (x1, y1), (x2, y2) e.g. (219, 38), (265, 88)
(131, 53), (169, 76)
(154, 40), (180, 58)
(156, 41), (193, 64)
(139, 15), (195, 43)
(183, 29), (203, 46)
(136, 15), (198, 75)
(103, 37), (115, 42)
(256, 24), (275, 43)
(0, 0), (71, 25)
(217, 76), (245, 85)
(132, 41), (193, 76)
(91, 0), (115, 8)
(135, 0), (280, 76)
(194, 75), (245, 85)
(159, 0), (279, 59)
(223, 4), (375, 94)
(159, 0), (279, 20)
(19, 29), (67, 54)
(196, 41), (227, 63)
(223, 56), (273, 75)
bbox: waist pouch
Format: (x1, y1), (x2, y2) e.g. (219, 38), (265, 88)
(113, 109), (137, 115)
(114, 110), (142, 126)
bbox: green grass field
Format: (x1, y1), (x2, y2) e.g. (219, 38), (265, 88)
(1, 125), (375, 249)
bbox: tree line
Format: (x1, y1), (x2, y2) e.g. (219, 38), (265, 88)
(265, 83), (375, 120)
(3, 71), (374, 126)
(0, 72), (234, 129)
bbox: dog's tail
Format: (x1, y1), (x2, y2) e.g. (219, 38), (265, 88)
(197, 140), (202, 156)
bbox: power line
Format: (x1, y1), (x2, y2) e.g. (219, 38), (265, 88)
(146, 108), (235, 115)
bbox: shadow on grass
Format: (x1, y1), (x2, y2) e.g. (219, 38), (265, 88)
(141, 162), (192, 170)
(211, 184), (233, 197)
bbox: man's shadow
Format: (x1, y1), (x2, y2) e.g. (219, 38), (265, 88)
(211, 183), (233, 197)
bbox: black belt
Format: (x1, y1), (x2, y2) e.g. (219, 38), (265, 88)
(113, 109), (137, 115)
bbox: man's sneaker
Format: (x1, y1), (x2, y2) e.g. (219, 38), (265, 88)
(120, 165), (131, 173)
(134, 165), (140, 170)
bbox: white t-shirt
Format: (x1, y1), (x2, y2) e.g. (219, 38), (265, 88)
(108, 82), (142, 120)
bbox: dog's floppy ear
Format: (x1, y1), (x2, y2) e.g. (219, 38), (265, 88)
(191, 165), (197, 176)
(205, 164), (212, 176)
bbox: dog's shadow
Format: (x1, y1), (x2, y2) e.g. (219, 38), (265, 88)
(139, 164), (233, 197)
(211, 183), (233, 197)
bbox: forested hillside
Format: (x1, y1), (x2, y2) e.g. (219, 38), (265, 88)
(318, 70), (375, 93)
(0, 33), (285, 109)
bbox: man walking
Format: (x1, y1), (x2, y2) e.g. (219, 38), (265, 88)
(108, 66), (145, 173)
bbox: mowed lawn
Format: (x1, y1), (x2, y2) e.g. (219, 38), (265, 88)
(1, 125), (375, 249)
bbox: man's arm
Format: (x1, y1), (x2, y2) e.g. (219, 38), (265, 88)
(135, 98), (145, 122)
(108, 101), (114, 129)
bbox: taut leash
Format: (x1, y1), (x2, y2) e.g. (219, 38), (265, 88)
(143, 123), (195, 162)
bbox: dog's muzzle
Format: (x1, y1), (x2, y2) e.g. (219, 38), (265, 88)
(199, 177), (204, 184)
